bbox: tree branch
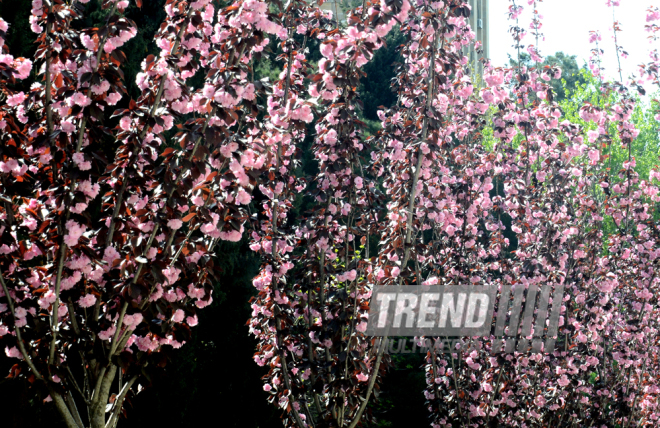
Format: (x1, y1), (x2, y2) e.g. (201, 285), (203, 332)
(0, 272), (43, 379)
(90, 365), (117, 428)
(45, 4), (54, 136)
(105, 9), (192, 247)
(65, 389), (85, 428)
(75, 3), (119, 153)
(346, 336), (388, 428)
(106, 374), (138, 428)
(49, 240), (68, 365)
(50, 389), (83, 428)
(400, 20), (437, 279)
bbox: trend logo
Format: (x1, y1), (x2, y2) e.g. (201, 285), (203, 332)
(366, 283), (566, 354)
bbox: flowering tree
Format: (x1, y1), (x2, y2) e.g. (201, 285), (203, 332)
(248, 0), (412, 425)
(0, 0), (282, 426)
(416, 2), (660, 427)
(2, 0), (660, 427)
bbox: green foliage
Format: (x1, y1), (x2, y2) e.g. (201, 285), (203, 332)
(120, 1), (168, 98)
(0, 0), (36, 59)
(558, 68), (660, 183)
(479, 66), (660, 246)
(480, 66), (660, 186)
(360, 29), (405, 121)
(559, 69), (660, 237)
(254, 57), (282, 83)
(509, 51), (588, 101)
(545, 52), (588, 101)
(361, 115), (382, 137)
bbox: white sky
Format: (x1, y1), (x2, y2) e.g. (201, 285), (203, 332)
(488, 0), (659, 86)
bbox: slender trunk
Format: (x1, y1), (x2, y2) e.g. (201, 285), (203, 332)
(399, 24), (437, 279)
(90, 365), (117, 428)
(45, 5), (53, 136)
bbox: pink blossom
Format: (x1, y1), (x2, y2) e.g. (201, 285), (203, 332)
(37, 290), (56, 309)
(162, 267), (181, 284)
(103, 40), (116, 53)
(64, 220), (86, 247)
(39, 151), (52, 164)
(80, 33), (96, 50)
(236, 189), (252, 205)
(145, 247), (158, 260)
(98, 325), (116, 341)
(72, 93), (91, 107)
(78, 180), (100, 198)
(5, 346), (22, 359)
(188, 284), (205, 299)
(104, 246), (120, 264)
(106, 92), (122, 105)
(120, 116), (132, 131)
(589, 32), (602, 43)
(172, 309), (185, 323)
(186, 315), (199, 327)
(219, 229), (242, 242)
(484, 71), (504, 87)
(481, 90), (495, 104)
(60, 271), (82, 290)
(6, 92), (26, 106)
(89, 81), (109, 96)
(324, 129), (338, 145)
(167, 219), (183, 230)
(320, 42), (334, 59)
(23, 244), (42, 260)
(123, 313), (143, 328)
(78, 294), (97, 308)
(72, 153), (91, 171)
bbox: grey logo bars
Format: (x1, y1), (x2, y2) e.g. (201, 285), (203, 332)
(365, 284), (565, 354)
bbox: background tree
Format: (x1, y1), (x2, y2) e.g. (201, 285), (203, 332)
(509, 51), (588, 101)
